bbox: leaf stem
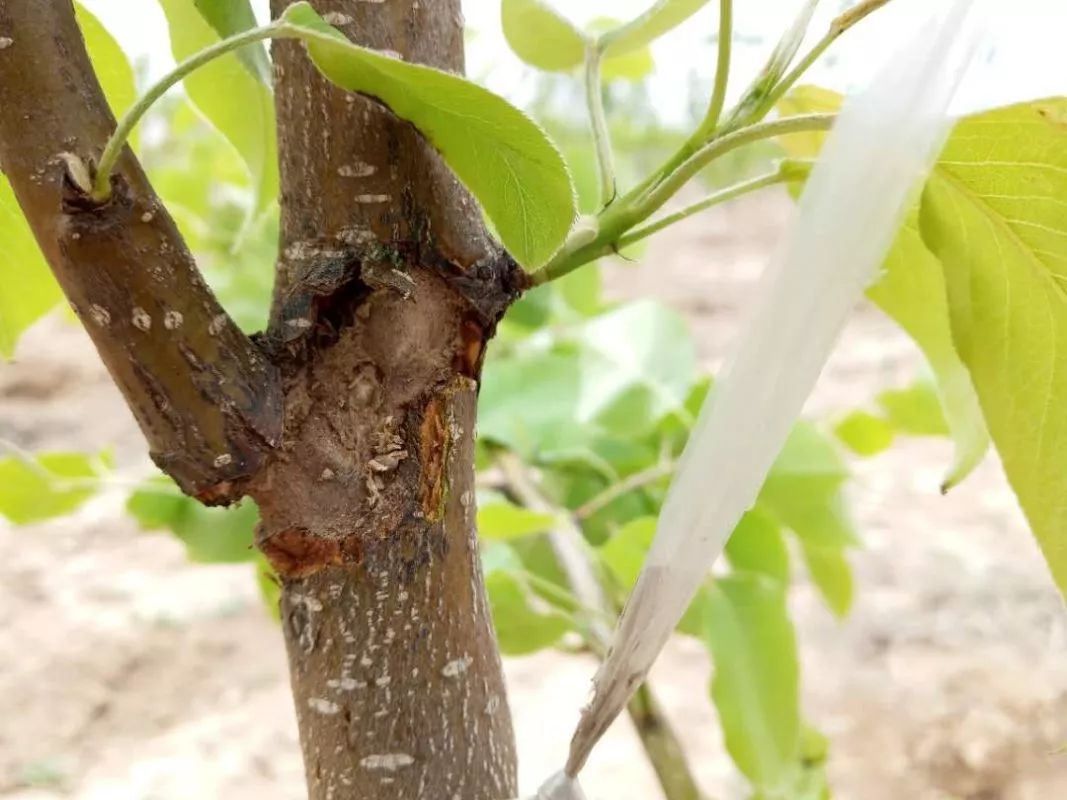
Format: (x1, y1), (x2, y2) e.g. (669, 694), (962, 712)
(617, 168), (789, 250)
(91, 21), (285, 201)
(751, 0), (897, 123)
(584, 42), (617, 207)
(575, 460), (676, 520)
(698, 0), (733, 138)
(535, 113), (835, 284)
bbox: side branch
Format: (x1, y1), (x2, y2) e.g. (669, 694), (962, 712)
(0, 0), (281, 501)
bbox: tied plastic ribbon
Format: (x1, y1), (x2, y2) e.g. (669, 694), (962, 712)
(528, 1), (984, 796)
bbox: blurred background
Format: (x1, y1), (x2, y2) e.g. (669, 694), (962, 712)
(3, 1), (1067, 798)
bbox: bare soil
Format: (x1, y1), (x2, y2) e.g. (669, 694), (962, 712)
(2, 191), (1065, 800)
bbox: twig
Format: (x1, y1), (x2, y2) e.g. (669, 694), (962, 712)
(497, 453), (710, 800)
(575, 460), (676, 521)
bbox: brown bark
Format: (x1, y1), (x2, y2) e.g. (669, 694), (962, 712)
(0, 0), (282, 502)
(1, 1), (523, 797)
(259, 1), (523, 797)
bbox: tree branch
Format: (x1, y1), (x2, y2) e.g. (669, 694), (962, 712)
(0, 0), (282, 502)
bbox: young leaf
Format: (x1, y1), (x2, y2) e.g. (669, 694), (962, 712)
(0, 179), (62, 359)
(157, 0), (279, 213)
(484, 563), (573, 655)
(127, 476), (258, 563)
(801, 543), (854, 618)
(877, 381), (949, 437)
(724, 507), (790, 583)
(477, 495), (557, 541)
(501, 0), (587, 73)
(599, 516), (657, 589)
(704, 574), (801, 793)
(281, 2), (576, 269)
(919, 97), (1067, 597)
(190, 0), (271, 82)
(0, 452), (104, 525)
(778, 86), (990, 489)
(833, 409), (894, 456)
(599, 0), (710, 58)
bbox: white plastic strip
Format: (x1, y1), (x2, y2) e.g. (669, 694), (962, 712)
(545, 0), (983, 790)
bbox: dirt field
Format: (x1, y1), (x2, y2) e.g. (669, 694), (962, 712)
(2, 191), (1065, 800)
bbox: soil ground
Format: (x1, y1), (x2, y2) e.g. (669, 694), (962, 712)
(2, 191), (1065, 800)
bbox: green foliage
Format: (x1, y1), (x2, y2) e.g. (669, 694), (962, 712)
(157, 0), (279, 214)
(127, 476), (258, 563)
(724, 508), (790, 583)
(600, 0), (709, 58)
(483, 543), (574, 654)
(281, 2), (576, 269)
(703, 574), (801, 794)
(833, 410), (894, 457)
(599, 515), (657, 589)
(0, 4), (135, 358)
(501, 0), (587, 73)
(0, 451), (107, 525)
(835, 380), (951, 457)
(0, 180), (61, 359)
(477, 491), (558, 541)
(501, 0), (703, 75)
(919, 98), (1067, 596)
(190, 0), (271, 81)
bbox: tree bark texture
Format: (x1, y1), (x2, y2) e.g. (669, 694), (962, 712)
(1, 1), (524, 798)
(0, 0), (282, 502)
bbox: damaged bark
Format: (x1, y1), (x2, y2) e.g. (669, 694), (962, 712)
(1, 0), (523, 798)
(258, 0), (522, 797)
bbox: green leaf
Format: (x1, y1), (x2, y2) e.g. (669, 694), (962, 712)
(778, 85), (990, 489)
(877, 381), (949, 437)
(571, 300), (697, 434)
(127, 476), (258, 563)
(501, 0), (587, 73)
(760, 423), (857, 549)
(725, 507), (790, 583)
(0, 178), (62, 359)
(704, 574), (801, 793)
(74, 3), (137, 136)
(157, 0), (279, 213)
(0, 452), (104, 524)
(480, 351), (586, 457)
(477, 494), (557, 541)
(191, 0), (271, 82)
(833, 410), (894, 457)
(500, 3), (655, 80)
(600, 0), (709, 58)
(280, 2), (576, 269)
(801, 544), (853, 618)
(918, 97), (1067, 597)
(599, 515), (657, 589)
(484, 557), (573, 654)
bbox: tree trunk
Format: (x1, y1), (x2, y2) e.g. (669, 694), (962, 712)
(0, 0), (524, 797)
(254, 1), (524, 798)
